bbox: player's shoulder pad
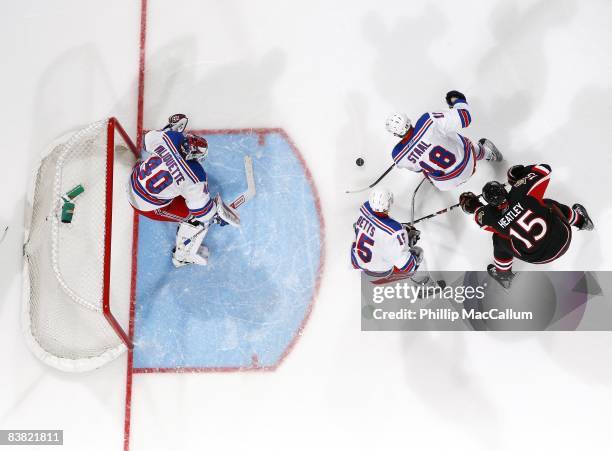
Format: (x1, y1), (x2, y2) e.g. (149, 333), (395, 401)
(386, 217), (404, 234)
(185, 159), (207, 182)
(143, 129), (163, 149)
(362, 202), (403, 235)
(454, 103), (472, 127)
(391, 113), (432, 162)
(143, 129), (158, 140)
(531, 163), (551, 175)
(413, 112), (431, 132)
(162, 130), (186, 151)
(391, 138), (408, 161)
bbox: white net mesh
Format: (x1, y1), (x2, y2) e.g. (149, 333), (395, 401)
(22, 118), (137, 372)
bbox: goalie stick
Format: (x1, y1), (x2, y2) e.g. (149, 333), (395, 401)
(183, 155), (256, 245)
(229, 155), (256, 209)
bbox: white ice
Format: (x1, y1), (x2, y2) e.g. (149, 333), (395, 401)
(2, 0), (612, 450)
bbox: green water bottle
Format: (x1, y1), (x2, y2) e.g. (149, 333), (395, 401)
(61, 202), (76, 223)
(60, 184), (85, 224)
(61, 184), (85, 203)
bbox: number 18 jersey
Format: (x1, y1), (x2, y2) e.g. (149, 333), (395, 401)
(391, 101), (479, 191)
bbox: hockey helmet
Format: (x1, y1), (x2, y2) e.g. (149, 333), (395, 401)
(385, 113), (412, 137)
(369, 187), (394, 213)
(181, 134), (208, 161)
(482, 181), (507, 206)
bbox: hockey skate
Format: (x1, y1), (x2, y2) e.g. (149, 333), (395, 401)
(409, 246), (446, 292)
(478, 138), (503, 162)
(572, 204), (594, 231)
(409, 276), (446, 297)
(487, 264), (515, 289)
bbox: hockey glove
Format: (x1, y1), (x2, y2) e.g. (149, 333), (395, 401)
(164, 113), (189, 133)
(507, 165), (527, 186)
(445, 90), (467, 108)
(459, 192), (483, 214)
(404, 225), (421, 247)
(410, 246), (424, 266)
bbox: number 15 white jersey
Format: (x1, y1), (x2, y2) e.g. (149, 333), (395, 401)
(351, 202), (417, 274)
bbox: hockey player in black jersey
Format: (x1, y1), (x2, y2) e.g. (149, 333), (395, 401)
(459, 164), (594, 288)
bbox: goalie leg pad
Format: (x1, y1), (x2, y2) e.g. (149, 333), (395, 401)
(173, 222), (210, 267)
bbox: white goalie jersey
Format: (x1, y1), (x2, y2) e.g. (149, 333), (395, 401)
(127, 129), (216, 223)
(391, 101), (481, 191)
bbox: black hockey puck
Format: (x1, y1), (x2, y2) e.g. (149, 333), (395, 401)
(356, 157), (364, 167)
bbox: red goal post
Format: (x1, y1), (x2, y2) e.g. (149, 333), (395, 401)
(23, 117), (138, 372)
(103, 118), (136, 349)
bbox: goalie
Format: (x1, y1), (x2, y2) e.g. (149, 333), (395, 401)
(126, 114), (238, 267)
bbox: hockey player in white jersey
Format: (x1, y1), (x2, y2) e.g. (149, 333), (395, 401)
(386, 90), (503, 191)
(127, 114), (238, 267)
(351, 187), (424, 282)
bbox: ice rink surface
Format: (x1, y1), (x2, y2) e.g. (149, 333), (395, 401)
(2, 0), (612, 450)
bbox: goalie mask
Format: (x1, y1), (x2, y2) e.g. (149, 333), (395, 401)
(181, 134), (208, 161)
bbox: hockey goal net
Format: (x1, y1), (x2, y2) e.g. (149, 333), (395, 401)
(23, 118), (138, 372)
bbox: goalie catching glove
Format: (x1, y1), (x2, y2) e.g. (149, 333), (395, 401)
(163, 113), (189, 133)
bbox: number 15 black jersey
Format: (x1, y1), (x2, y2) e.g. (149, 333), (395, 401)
(474, 164), (572, 264)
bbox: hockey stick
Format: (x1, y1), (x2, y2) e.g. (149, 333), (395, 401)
(403, 193), (485, 226)
(0, 225), (7, 245)
(345, 163), (395, 194)
(402, 196), (477, 226)
(183, 155), (256, 245)
(229, 155), (256, 209)
(410, 178), (428, 225)
(403, 180), (510, 226)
